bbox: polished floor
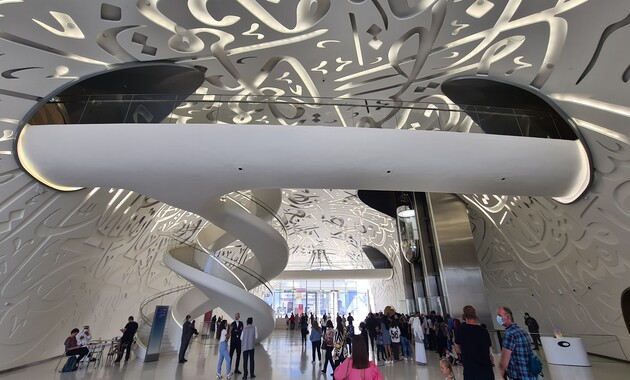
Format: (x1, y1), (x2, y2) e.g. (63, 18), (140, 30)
(1, 330), (628, 379)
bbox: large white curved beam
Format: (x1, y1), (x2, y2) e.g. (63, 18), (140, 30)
(18, 123), (590, 202)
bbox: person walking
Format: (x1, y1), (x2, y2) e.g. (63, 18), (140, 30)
(310, 320), (322, 363)
(524, 313), (541, 350)
(346, 318), (355, 355)
(333, 319), (348, 368)
(497, 306), (537, 380)
(300, 314), (309, 345)
(322, 320), (336, 375)
(179, 315), (198, 363)
(229, 313), (244, 374)
(240, 317), (258, 380)
(216, 320), (232, 379)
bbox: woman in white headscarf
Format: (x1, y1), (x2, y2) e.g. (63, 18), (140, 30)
(412, 315), (427, 365)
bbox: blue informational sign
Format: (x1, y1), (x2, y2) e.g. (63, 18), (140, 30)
(144, 305), (169, 362)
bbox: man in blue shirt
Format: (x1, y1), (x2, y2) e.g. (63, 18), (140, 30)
(497, 306), (537, 380)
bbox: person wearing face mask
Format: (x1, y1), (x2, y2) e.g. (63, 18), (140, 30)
(497, 306), (537, 380)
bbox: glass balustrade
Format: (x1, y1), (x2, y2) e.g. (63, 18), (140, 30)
(31, 94), (570, 139)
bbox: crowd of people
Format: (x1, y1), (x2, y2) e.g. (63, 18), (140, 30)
(62, 316), (139, 372)
(205, 312), (258, 380)
(61, 305), (542, 379)
(283, 306), (542, 380)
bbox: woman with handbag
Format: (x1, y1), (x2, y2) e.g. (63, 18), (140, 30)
(334, 336), (384, 380)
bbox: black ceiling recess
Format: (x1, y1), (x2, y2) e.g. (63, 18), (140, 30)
(361, 245), (393, 269)
(52, 63), (205, 124)
(357, 190), (397, 219)
(441, 76), (579, 140)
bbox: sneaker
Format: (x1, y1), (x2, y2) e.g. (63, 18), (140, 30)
(216, 374), (223, 379)
(227, 372), (233, 379)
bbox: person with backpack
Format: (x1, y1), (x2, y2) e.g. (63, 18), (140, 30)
(321, 320), (336, 375)
(497, 306), (540, 380)
(436, 315), (449, 358)
(63, 328), (89, 371)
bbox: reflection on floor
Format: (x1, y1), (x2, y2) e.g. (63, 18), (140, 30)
(1, 330), (628, 379)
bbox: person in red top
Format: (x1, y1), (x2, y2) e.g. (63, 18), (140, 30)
(64, 328), (90, 369)
(334, 336), (383, 380)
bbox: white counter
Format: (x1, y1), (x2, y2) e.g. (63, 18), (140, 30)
(541, 336), (591, 367)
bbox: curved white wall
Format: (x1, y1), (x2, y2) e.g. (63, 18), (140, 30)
(464, 124), (630, 360)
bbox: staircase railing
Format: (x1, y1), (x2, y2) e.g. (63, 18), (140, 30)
(138, 284), (195, 328)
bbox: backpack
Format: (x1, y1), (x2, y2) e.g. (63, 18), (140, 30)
(529, 351), (544, 377)
(325, 329), (334, 346)
(61, 355), (77, 372)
